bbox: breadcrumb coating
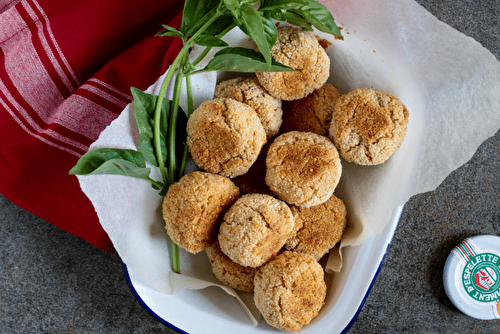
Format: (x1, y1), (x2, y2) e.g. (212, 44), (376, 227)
(214, 77), (283, 139)
(286, 195), (347, 261)
(205, 240), (258, 292)
(254, 251), (326, 332)
(281, 84), (341, 136)
(162, 171), (240, 253)
(329, 88), (409, 165)
(266, 131), (342, 207)
(187, 98), (267, 177)
(256, 26), (330, 101)
(218, 194), (295, 268)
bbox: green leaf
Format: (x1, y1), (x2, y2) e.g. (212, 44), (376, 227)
(234, 5), (277, 70)
(203, 47), (294, 72)
(151, 181), (169, 195)
(131, 87), (170, 167)
(194, 34), (229, 47)
(202, 14), (236, 36)
(290, 0), (343, 38)
(69, 148), (152, 181)
(180, 0), (220, 35)
(261, 8), (287, 22)
(224, 0), (259, 8)
(223, 0), (242, 19)
(260, 0), (309, 10)
(156, 25), (184, 38)
(265, 9), (313, 31)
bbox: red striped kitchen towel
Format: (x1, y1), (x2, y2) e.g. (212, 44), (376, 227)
(0, 0), (184, 252)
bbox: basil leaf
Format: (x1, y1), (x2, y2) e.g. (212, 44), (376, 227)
(203, 47), (294, 72)
(261, 8), (287, 22)
(290, 0), (343, 38)
(194, 34), (229, 47)
(203, 14), (235, 36)
(266, 10), (313, 31)
(224, 0), (259, 7)
(260, 0), (309, 10)
(156, 25), (184, 38)
(223, 0), (242, 18)
(69, 148), (152, 181)
(235, 5), (277, 70)
(131, 87), (169, 167)
(181, 0), (220, 35)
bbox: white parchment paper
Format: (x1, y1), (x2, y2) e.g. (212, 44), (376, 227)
(77, 0), (500, 325)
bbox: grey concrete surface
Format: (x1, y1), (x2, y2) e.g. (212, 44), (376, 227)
(1, 0), (499, 333)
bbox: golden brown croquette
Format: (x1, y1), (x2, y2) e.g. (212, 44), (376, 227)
(214, 77), (283, 139)
(265, 131), (341, 207)
(286, 195), (347, 261)
(256, 26), (330, 101)
(254, 251), (327, 332)
(205, 240), (258, 292)
(187, 98), (267, 177)
(329, 87), (409, 165)
(218, 193), (295, 267)
(162, 171), (239, 253)
(280, 84), (341, 136)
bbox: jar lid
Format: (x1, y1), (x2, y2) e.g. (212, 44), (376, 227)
(443, 235), (500, 320)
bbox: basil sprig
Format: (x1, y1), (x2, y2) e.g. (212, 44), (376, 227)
(69, 148), (156, 185)
(70, 0), (342, 274)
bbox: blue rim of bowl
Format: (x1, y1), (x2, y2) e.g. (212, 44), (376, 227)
(121, 262), (188, 334)
(121, 239), (393, 334)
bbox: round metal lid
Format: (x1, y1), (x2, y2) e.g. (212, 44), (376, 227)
(443, 235), (500, 320)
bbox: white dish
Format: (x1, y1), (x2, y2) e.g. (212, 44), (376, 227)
(122, 205), (404, 333)
(79, 4), (423, 332)
(79, 21), (418, 334)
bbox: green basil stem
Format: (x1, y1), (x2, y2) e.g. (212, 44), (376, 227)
(167, 65), (185, 184)
(150, 179), (165, 190)
(170, 239), (180, 274)
(191, 22), (237, 67)
(177, 74), (194, 180)
(154, 10), (224, 184)
(153, 46), (189, 185)
(154, 10), (225, 274)
(185, 71), (194, 115)
(163, 63), (185, 275)
(152, 48), (187, 275)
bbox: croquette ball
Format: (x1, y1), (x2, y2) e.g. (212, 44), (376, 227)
(266, 131), (342, 207)
(329, 87), (409, 165)
(256, 26), (330, 101)
(286, 195), (347, 261)
(254, 251), (326, 332)
(280, 84), (341, 136)
(162, 171), (240, 253)
(214, 77), (283, 139)
(218, 193), (295, 268)
(205, 240), (258, 292)
(187, 98), (267, 177)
